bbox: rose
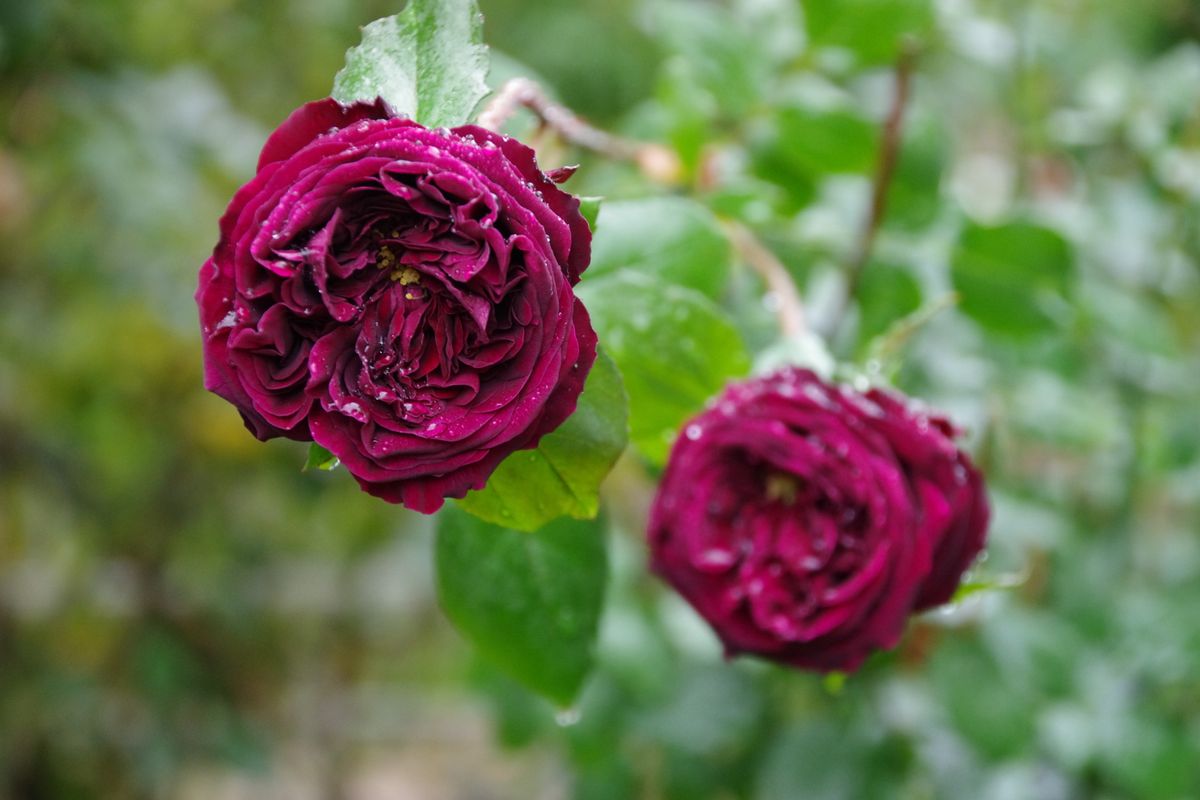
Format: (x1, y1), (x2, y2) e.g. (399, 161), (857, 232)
(197, 98), (596, 513)
(647, 367), (989, 673)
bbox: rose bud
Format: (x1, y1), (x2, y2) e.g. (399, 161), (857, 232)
(647, 368), (989, 673)
(197, 98), (596, 512)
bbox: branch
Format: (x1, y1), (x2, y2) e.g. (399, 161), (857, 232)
(829, 47), (917, 334)
(477, 78), (681, 183)
(724, 221), (807, 338)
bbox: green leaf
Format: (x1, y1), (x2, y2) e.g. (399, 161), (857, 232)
(332, 0), (490, 129)
(855, 261), (922, 349)
(803, 0), (935, 66)
(587, 197), (732, 298)
(303, 443), (339, 471)
(950, 570), (1030, 603)
(950, 221), (1074, 338)
(460, 349), (628, 532)
(822, 672), (848, 695)
(578, 272), (751, 464)
(754, 107), (879, 181)
(648, 1), (771, 118)
(578, 196), (602, 233)
(886, 115), (948, 231)
(435, 505), (607, 706)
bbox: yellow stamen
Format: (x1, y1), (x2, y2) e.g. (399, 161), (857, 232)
(376, 245), (396, 270)
(395, 267), (421, 285)
(766, 473), (799, 505)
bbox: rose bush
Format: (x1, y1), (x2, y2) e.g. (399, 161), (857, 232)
(197, 98), (595, 512)
(648, 367), (989, 673)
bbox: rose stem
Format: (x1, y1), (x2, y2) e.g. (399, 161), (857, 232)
(827, 45), (918, 337)
(477, 78), (681, 183)
(724, 221), (808, 338)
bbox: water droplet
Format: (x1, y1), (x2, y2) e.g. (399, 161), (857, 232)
(697, 548), (735, 568)
(554, 708), (581, 727)
(685, 424), (703, 441)
(214, 310), (237, 331)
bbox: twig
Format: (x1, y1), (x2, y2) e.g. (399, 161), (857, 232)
(829, 46), (918, 335)
(477, 78), (681, 183)
(724, 221), (807, 337)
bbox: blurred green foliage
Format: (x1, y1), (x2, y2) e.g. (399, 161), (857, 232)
(2, 0), (1200, 798)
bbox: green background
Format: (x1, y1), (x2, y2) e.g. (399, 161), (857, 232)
(2, 0), (1200, 797)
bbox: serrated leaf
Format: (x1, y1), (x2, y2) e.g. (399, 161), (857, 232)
(436, 505), (607, 706)
(587, 197), (732, 298)
(303, 443), (339, 471)
(332, 0), (490, 129)
(577, 272), (751, 464)
(951, 221), (1073, 338)
(460, 349), (628, 532)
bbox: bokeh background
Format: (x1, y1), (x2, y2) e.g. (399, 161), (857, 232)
(2, 0), (1200, 798)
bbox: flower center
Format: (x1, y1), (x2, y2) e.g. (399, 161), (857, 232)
(765, 473), (800, 505)
(393, 266), (421, 285)
(375, 238), (424, 298)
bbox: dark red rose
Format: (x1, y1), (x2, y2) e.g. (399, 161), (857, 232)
(197, 98), (596, 513)
(647, 368), (989, 673)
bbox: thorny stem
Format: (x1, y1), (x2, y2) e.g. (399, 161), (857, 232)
(724, 221), (808, 338)
(829, 46), (918, 336)
(477, 78), (681, 183)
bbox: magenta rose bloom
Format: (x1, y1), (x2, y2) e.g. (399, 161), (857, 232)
(648, 368), (989, 673)
(197, 98), (596, 513)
